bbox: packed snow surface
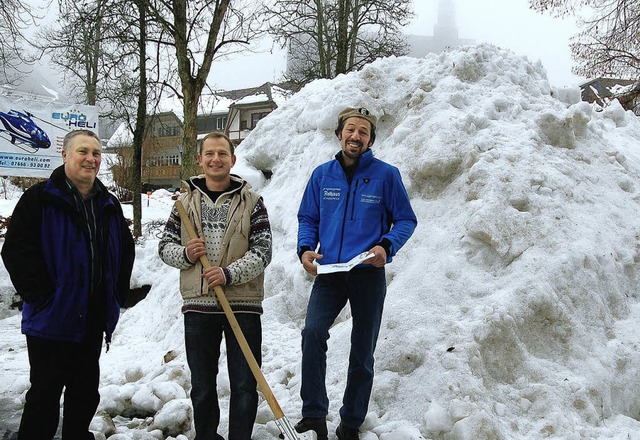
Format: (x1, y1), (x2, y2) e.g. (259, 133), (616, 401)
(2, 44), (640, 439)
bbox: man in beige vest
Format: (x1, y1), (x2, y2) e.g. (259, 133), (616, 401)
(159, 132), (272, 440)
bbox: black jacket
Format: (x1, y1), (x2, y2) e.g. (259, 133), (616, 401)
(1, 166), (135, 343)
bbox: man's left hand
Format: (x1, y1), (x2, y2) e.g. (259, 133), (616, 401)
(364, 245), (387, 267)
(202, 266), (226, 288)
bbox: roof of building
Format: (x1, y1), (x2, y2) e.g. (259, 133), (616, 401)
(107, 82), (293, 148)
(580, 77), (637, 106)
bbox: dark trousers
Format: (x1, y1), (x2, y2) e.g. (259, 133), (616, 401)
(300, 267), (386, 429)
(18, 332), (102, 440)
(184, 312), (262, 440)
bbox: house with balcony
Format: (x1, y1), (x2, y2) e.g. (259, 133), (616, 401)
(107, 82), (290, 191)
(140, 111), (184, 188)
(219, 82), (281, 143)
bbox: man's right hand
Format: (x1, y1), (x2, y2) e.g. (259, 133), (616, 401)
(301, 250), (323, 276)
(185, 237), (206, 263)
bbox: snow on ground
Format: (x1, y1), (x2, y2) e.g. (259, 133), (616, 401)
(2, 43), (640, 439)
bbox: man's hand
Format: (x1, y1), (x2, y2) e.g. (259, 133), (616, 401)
(185, 238), (206, 263)
(363, 245), (387, 267)
(301, 250), (323, 276)
(202, 266), (226, 288)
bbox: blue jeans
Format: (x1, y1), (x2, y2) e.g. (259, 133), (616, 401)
(184, 312), (262, 440)
(300, 267), (386, 429)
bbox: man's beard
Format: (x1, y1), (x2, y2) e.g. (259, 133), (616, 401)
(343, 141), (367, 160)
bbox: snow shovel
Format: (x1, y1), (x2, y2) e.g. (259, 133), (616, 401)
(175, 201), (300, 440)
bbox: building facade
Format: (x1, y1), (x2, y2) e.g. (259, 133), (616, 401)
(109, 82), (289, 191)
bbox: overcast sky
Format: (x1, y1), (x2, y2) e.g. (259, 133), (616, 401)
(208, 0), (585, 91)
(407, 0), (585, 87)
(23, 0), (585, 94)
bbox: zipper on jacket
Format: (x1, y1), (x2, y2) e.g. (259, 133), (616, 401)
(337, 180), (354, 262)
(79, 197), (98, 298)
(350, 179), (360, 220)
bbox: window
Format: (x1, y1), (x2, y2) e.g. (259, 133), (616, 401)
(155, 124), (179, 137)
(251, 112), (270, 129)
(216, 116), (227, 130)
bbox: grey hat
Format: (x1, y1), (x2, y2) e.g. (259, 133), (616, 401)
(337, 107), (377, 130)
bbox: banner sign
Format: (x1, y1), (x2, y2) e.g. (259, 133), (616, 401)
(0, 93), (99, 178)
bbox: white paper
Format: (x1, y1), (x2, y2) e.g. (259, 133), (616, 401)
(316, 251), (373, 274)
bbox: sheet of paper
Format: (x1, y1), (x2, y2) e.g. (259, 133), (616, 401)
(316, 251), (373, 274)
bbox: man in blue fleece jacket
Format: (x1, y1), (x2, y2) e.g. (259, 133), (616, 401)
(295, 107), (417, 440)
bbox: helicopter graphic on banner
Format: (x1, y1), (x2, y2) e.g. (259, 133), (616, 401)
(0, 94), (99, 178)
(0, 109), (52, 153)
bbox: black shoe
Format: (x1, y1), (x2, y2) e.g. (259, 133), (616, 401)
(294, 417), (328, 440)
(335, 422), (359, 440)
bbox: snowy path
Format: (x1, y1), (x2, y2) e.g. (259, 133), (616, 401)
(0, 314), (28, 434)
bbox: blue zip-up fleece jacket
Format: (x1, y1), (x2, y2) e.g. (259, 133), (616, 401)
(297, 149), (417, 266)
(1, 165), (135, 343)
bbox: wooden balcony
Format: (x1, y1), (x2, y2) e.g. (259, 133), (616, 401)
(142, 165), (182, 187)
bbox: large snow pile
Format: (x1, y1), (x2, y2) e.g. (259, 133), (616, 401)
(2, 43), (640, 440)
(240, 43), (640, 439)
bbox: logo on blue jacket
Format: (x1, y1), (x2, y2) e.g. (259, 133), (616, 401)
(323, 187), (341, 200)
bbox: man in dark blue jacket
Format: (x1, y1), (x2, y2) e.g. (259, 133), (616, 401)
(295, 107), (417, 440)
(1, 129), (135, 440)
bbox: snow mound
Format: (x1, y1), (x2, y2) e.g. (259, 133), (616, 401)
(235, 43), (640, 438)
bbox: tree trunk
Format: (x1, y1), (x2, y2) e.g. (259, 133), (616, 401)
(173, 0), (197, 177)
(315, 0), (328, 78)
(181, 88), (201, 179)
(131, 0), (147, 238)
(171, 0), (231, 178)
(348, 0), (360, 70)
(87, 1), (103, 106)
(335, 0), (350, 76)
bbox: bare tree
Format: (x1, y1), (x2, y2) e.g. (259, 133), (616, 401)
(36, 2), (100, 104)
(37, 0), (158, 237)
(147, 0), (263, 177)
(35, 0), (265, 235)
(530, 0), (640, 80)
(128, 0), (149, 238)
(37, 0), (135, 106)
(0, 0), (39, 84)
(264, 0), (413, 86)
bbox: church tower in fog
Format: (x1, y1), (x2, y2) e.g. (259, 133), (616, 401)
(406, 0), (475, 57)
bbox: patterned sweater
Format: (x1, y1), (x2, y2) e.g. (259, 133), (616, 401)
(158, 175), (272, 314)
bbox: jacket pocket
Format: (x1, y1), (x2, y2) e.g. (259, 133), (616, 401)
(180, 269), (207, 299)
(180, 288), (202, 299)
(30, 293), (54, 317)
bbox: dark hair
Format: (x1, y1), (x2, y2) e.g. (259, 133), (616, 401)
(62, 129), (101, 152)
(200, 132), (235, 155)
(334, 119), (376, 145)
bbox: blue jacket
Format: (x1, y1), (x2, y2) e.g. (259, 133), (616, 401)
(297, 149), (417, 266)
(1, 166), (135, 343)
